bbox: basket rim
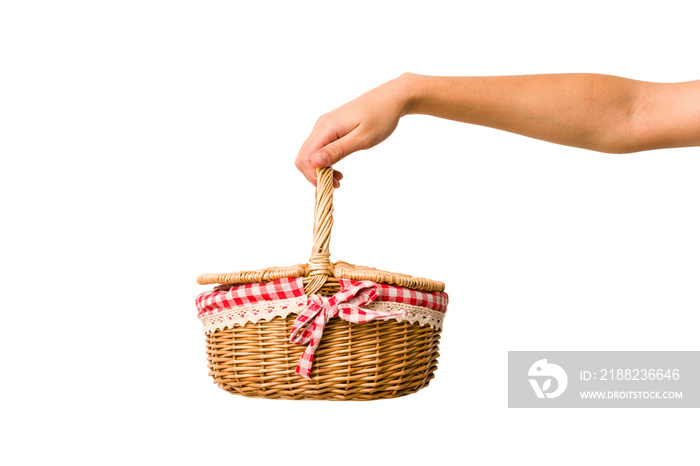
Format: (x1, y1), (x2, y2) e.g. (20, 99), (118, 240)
(196, 260), (445, 293)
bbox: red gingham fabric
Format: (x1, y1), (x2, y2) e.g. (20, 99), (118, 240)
(290, 280), (408, 379)
(351, 279), (448, 313)
(195, 277), (305, 318)
(195, 277), (449, 379)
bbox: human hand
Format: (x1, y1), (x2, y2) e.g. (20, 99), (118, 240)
(295, 74), (413, 187)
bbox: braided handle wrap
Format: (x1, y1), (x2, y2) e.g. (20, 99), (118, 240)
(305, 167), (334, 295)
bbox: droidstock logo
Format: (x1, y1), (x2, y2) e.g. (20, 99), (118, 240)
(528, 359), (568, 399)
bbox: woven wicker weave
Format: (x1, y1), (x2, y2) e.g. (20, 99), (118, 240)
(197, 167), (446, 400)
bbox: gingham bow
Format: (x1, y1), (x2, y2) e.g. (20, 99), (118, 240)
(290, 280), (407, 379)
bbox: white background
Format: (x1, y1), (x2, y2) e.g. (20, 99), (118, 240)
(1, 1), (698, 464)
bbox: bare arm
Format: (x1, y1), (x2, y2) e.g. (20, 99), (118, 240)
(296, 73), (700, 186)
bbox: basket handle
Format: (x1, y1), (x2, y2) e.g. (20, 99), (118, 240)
(196, 165), (445, 292)
(305, 166), (334, 295)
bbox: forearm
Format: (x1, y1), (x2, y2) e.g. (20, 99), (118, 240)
(296, 72), (699, 186)
(400, 73), (647, 153)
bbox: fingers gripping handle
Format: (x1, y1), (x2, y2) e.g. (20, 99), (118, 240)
(306, 167), (334, 295)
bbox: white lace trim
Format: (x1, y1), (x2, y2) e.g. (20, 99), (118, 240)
(200, 296), (307, 333)
(366, 302), (445, 330)
(200, 296), (446, 333)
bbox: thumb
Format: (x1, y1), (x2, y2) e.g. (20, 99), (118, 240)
(310, 130), (365, 168)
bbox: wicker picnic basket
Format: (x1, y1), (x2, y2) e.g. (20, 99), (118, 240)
(196, 167), (448, 400)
